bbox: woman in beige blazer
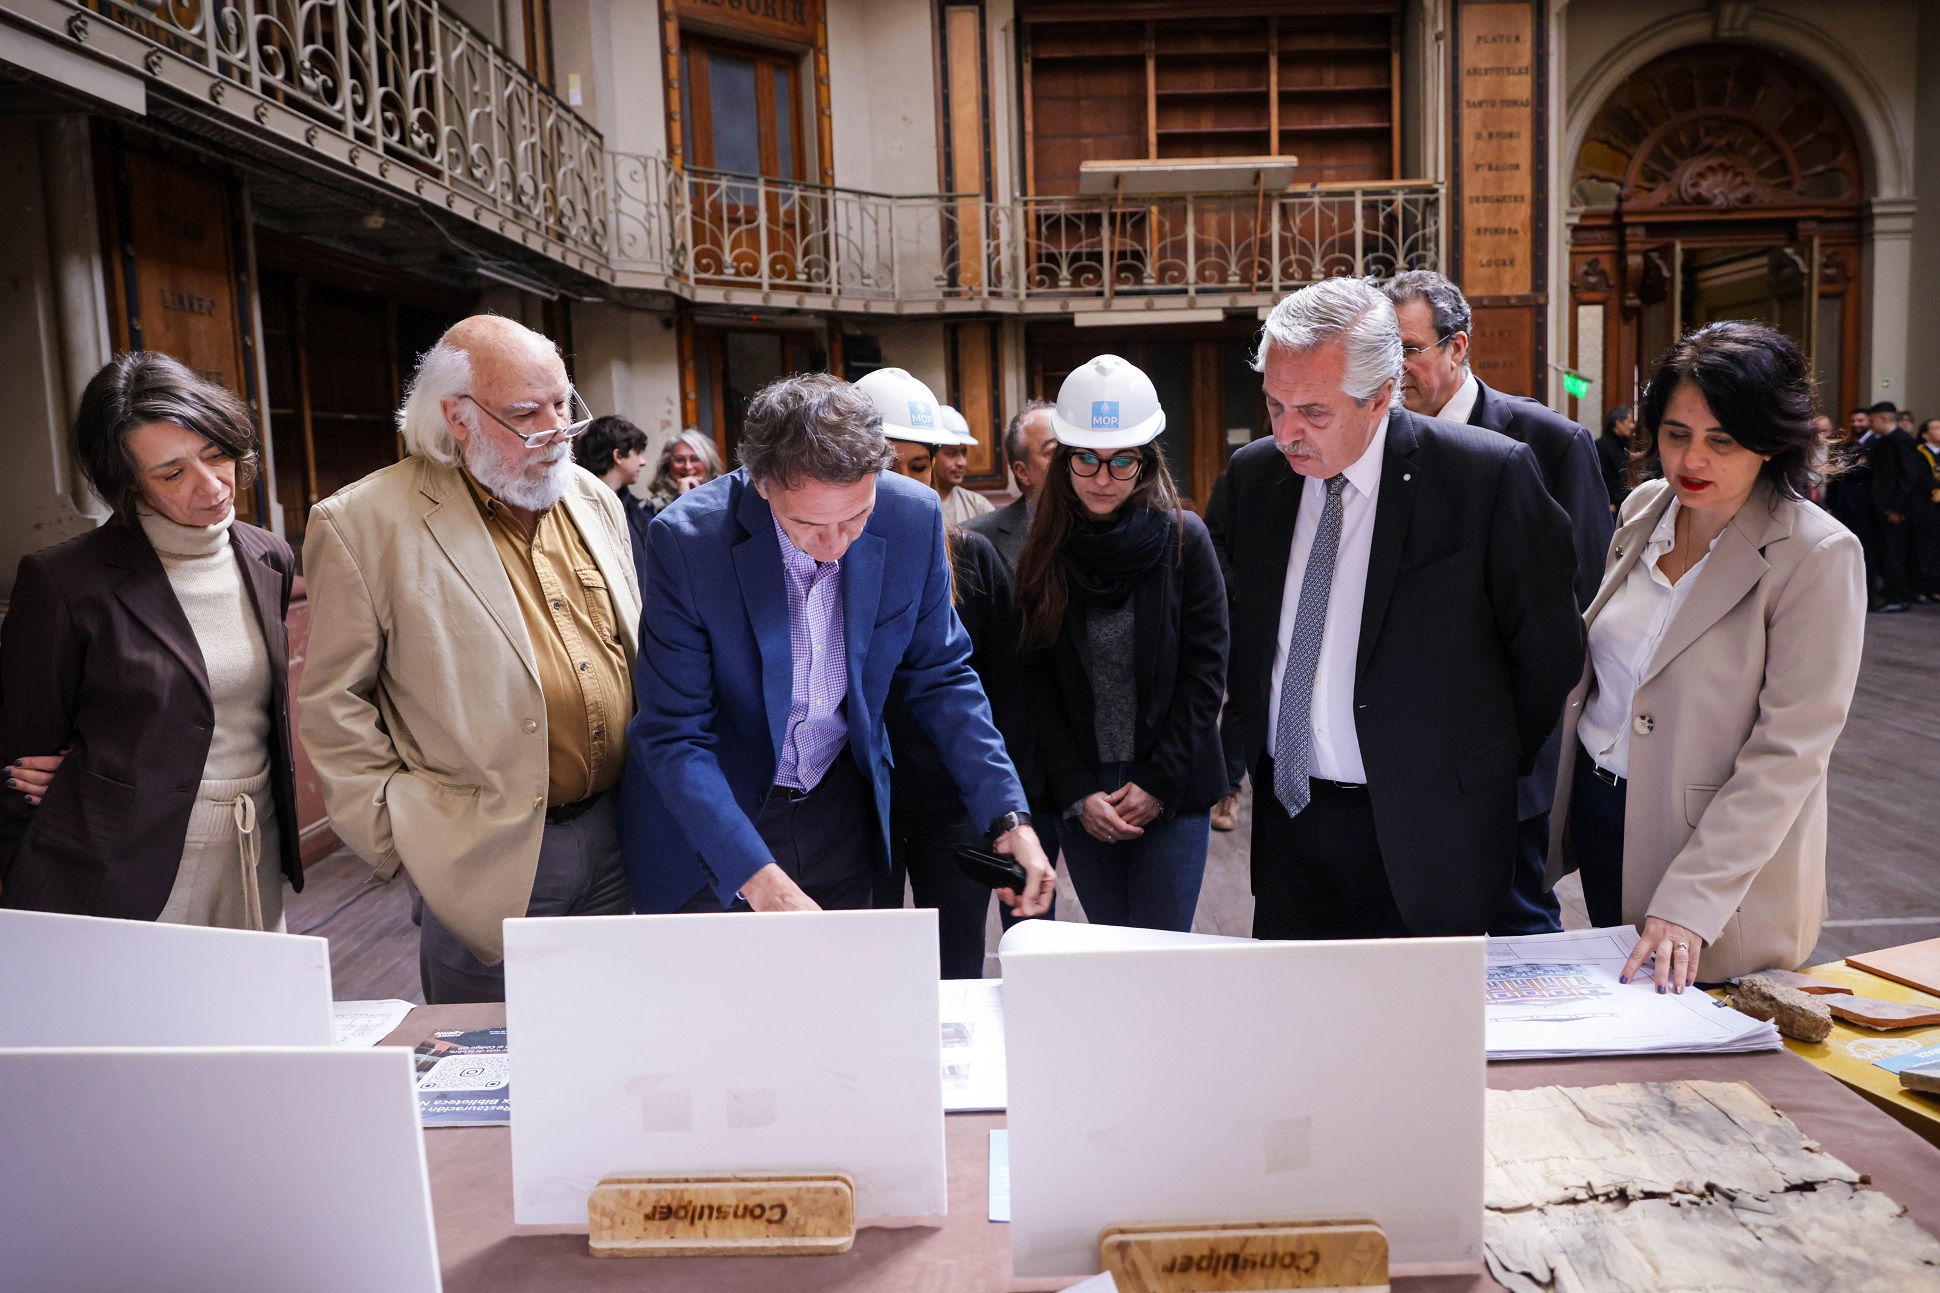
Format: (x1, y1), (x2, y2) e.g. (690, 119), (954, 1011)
(1547, 321), (1865, 992)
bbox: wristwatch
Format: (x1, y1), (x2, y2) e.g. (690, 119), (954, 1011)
(986, 811), (1032, 842)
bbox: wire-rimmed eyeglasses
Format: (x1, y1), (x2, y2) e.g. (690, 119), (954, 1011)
(460, 389), (596, 448)
(1400, 331), (1459, 360)
(1069, 450), (1145, 481)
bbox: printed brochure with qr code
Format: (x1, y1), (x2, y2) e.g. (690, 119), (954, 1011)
(413, 1027), (510, 1127)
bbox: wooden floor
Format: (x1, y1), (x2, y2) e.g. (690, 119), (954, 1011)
(289, 604), (1939, 1002)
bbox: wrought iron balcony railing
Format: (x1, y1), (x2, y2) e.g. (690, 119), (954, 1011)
(69, 0), (607, 262)
(608, 156), (1442, 311)
(20, 0), (1440, 309)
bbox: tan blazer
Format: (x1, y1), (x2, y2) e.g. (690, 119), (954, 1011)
(298, 456), (642, 964)
(1546, 479), (1865, 980)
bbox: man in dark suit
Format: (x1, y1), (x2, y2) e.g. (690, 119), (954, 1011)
(965, 399), (1056, 571)
(1827, 407), (1882, 606)
(620, 373), (1053, 915)
(1382, 272), (1614, 934)
(1868, 401), (1921, 612)
(1205, 278), (1581, 939)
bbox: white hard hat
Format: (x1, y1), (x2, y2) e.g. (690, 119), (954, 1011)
(854, 367), (953, 445)
(1050, 354), (1166, 451)
(938, 405), (977, 446)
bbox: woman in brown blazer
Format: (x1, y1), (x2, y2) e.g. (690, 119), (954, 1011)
(1547, 321), (1865, 991)
(0, 353), (302, 927)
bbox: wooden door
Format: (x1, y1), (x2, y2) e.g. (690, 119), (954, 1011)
(255, 233), (476, 549)
(681, 36), (810, 286)
(101, 140), (264, 522)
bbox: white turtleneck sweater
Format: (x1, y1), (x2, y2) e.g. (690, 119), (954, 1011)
(138, 507), (273, 782)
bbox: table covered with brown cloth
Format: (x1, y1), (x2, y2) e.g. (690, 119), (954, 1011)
(387, 1003), (1940, 1292)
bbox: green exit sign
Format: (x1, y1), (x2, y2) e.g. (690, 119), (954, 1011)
(1562, 371), (1591, 399)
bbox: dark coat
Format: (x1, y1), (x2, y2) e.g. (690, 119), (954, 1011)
(964, 496), (1029, 571)
(1023, 509), (1230, 818)
(1204, 406), (1583, 936)
(1826, 434), (1879, 536)
(1596, 431), (1632, 510)
(1872, 427), (1927, 519)
(620, 487), (653, 585)
(1465, 380), (1617, 821)
(0, 517), (303, 916)
(1913, 443), (1940, 527)
(885, 528), (1022, 829)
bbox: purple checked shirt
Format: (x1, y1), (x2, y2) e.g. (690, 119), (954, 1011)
(772, 515), (849, 791)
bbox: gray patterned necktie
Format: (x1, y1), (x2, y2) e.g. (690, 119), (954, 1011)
(1274, 474), (1349, 817)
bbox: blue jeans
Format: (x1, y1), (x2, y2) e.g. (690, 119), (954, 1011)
(1060, 766), (1209, 932)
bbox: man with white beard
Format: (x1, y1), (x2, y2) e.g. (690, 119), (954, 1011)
(299, 315), (642, 1002)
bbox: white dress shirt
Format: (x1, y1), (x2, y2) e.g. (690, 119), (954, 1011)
(1433, 370), (1480, 425)
(1267, 415), (1389, 782)
(1577, 498), (1713, 777)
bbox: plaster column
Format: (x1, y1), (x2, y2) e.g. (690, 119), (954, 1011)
(1865, 197), (1916, 408)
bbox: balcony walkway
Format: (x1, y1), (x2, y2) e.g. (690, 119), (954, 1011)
(294, 606), (1940, 1003)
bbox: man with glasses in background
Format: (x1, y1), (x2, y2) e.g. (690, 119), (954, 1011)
(299, 315), (641, 1002)
(1381, 271), (1612, 936)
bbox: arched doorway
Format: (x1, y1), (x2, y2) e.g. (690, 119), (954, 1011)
(1567, 44), (1865, 429)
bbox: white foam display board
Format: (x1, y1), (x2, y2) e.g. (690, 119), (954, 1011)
(0, 1046), (441, 1292)
(1002, 929), (1487, 1277)
(0, 908), (333, 1046)
(504, 908), (947, 1226)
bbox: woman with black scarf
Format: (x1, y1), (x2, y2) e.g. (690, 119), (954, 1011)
(1014, 356), (1228, 932)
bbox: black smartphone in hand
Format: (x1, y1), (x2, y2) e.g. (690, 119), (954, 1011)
(955, 844), (1029, 891)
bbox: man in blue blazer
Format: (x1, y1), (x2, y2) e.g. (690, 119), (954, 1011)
(619, 372), (1054, 915)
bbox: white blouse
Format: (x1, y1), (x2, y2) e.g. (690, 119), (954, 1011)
(1577, 498), (1716, 778)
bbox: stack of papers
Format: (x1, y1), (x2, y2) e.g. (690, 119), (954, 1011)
(1487, 928), (1779, 1060)
(939, 979), (1007, 1112)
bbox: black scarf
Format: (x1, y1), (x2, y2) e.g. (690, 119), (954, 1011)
(1060, 506), (1172, 610)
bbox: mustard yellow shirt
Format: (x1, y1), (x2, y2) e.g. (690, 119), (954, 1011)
(465, 472), (633, 805)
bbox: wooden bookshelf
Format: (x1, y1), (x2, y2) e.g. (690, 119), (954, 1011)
(1021, 3), (1400, 195)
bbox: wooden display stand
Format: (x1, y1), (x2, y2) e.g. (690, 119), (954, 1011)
(586, 1172), (855, 1257)
(1099, 1218), (1388, 1293)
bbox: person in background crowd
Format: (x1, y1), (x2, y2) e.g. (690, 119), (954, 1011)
(1015, 355), (1228, 932)
(301, 316), (641, 1003)
(1899, 410), (1918, 437)
(1600, 406), (1637, 512)
(1871, 401), (1922, 613)
(966, 400), (1056, 570)
(619, 371), (1053, 918)
(870, 369), (1024, 975)
(645, 428), (723, 513)
(1550, 320), (1864, 990)
(965, 400), (1069, 900)
(1826, 406), (1881, 606)
(1807, 415), (1835, 508)
(935, 405), (996, 526)
(0, 353), (302, 928)
(1383, 270), (1614, 936)
(574, 415), (652, 580)
(1914, 419), (1940, 603)
(1207, 278), (1580, 941)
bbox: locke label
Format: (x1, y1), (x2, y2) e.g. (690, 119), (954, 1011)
(1458, 1), (1538, 298)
